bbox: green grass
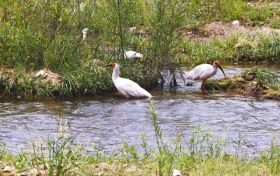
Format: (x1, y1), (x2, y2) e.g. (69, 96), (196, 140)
(241, 66), (280, 91)
(1, 0), (280, 97)
(1, 102), (280, 175)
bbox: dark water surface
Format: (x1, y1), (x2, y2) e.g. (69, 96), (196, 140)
(1, 62), (280, 154)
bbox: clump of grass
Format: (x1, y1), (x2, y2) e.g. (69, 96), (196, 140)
(241, 66), (280, 91)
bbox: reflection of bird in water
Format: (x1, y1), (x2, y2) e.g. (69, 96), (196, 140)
(104, 63), (152, 98)
(186, 61), (226, 91)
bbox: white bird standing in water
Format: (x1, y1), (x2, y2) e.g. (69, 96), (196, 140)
(104, 63), (152, 98)
(186, 61), (226, 91)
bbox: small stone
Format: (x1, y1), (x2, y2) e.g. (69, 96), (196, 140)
(3, 166), (15, 173)
(237, 78), (245, 83)
(232, 20), (239, 26)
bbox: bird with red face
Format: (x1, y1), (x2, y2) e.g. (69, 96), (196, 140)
(186, 61), (226, 91)
(104, 63), (152, 98)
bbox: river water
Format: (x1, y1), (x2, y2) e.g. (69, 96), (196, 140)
(0, 62), (280, 154)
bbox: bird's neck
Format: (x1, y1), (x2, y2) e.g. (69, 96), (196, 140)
(212, 64), (218, 72)
(112, 66), (120, 81)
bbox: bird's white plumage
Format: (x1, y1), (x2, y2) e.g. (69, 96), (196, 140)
(124, 51), (143, 59)
(111, 64), (151, 98)
(186, 61), (226, 91)
(186, 63), (218, 81)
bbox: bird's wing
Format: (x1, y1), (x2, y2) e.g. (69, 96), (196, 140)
(186, 64), (212, 80)
(115, 78), (151, 97)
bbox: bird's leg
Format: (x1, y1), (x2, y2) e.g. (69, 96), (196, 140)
(173, 74), (177, 86)
(201, 81), (206, 91)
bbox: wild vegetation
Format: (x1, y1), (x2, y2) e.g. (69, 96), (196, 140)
(1, 1), (280, 175)
(1, 101), (280, 175)
(1, 0), (280, 96)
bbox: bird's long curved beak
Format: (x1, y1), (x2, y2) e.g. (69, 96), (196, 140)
(218, 65), (227, 79)
(104, 64), (112, 67)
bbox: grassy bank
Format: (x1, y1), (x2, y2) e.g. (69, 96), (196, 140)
(1, 0), (280, 97)
(1, 101), (280, 175)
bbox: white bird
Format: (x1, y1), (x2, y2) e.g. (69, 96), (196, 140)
(82, 28), (89, 40)
(186, 61), (226, 91)
(124, 50), (143, 59)
(102, 49), (143, 59)
(104, 63), (152, 98)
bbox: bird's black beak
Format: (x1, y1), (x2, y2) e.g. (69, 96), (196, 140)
(218, 65), (227, 79)
(104, 64), (112, 67)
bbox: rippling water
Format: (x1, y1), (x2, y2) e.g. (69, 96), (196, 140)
(0, 62), (280, 154)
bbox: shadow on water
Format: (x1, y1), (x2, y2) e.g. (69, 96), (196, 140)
(0, 62), (280, 154)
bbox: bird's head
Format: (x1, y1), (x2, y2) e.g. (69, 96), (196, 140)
(214, 61), (227, 79)
(214, 61), (220, 66)
(104, 63), (117, 68)
(82, 28), (89, 32)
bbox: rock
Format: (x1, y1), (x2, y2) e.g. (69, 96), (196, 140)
(232, 20), (239, 26)
(237, 78), (245, 83)
(244, 82), (258, 94)
(3, 166), (15, 173)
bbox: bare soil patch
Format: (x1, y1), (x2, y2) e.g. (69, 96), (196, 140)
(183, 21), (280, 42)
